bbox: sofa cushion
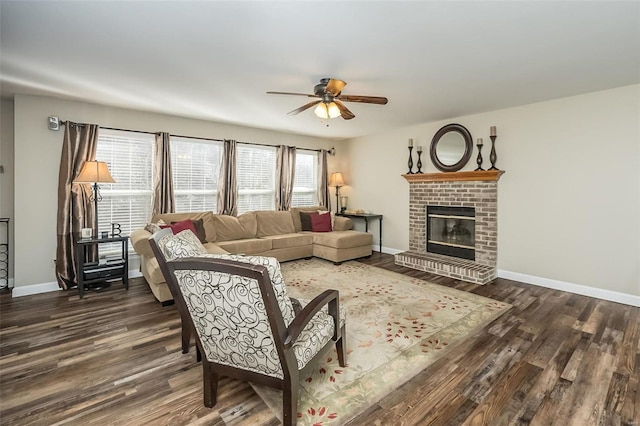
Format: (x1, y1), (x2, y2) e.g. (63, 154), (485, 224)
(214, 238), (272, 254)
(291, 206), (328, 232)
(311, 230), (373, 249)
(310, 212), (332, 232)
(204, 242), (230, 255)
(152, 211), (216, 242)
(256, 211), (295, 237)
(260, 233), (313, 249)
(214, 213), (257, 241)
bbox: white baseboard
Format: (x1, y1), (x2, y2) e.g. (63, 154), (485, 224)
(377, 246), (403, 255)
(11, 269), (143, 298)
(12, 281), (61, 297)
(498, 269), (640, 308)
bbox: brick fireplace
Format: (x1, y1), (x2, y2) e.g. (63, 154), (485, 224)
(395, 170), (504, 284)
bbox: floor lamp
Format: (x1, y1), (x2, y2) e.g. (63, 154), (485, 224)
(74, 161), (115, 236)
(328, 172), (346, 214)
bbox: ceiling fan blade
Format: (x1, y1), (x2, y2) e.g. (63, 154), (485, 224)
(336, 94), (388, 105)
(326, 79), (347, 95)
(267, 91), (318, 98)
(334, 100), (355, 120)
(287, 100), (321, 116)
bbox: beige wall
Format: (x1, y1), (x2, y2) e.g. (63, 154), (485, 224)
(346, 84), (640, 297)
(12, 94), (340, 288)
(1, 100), (15, 284)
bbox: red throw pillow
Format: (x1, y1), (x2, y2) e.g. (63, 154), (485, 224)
(310, 211), (332, 232)
(161, 219), (197, 236)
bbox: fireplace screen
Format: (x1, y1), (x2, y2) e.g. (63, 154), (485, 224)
(426, 205), (475, 260)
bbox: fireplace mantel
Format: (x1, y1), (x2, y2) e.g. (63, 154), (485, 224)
(402, 170), (505, 183)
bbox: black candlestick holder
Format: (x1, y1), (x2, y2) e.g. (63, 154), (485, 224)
(407, 146), (414, 174)
(416, 150), (423, 173)
(475, 144), (484, 171)
(489, 135), (498, 170)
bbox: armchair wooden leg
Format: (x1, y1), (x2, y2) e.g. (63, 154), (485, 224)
(196, 344), (202, 362)
(202, 361), (219, 408)
(336, 325), (347, 367)
(181, 320), (191, 354)
(283, 377), (298, 426)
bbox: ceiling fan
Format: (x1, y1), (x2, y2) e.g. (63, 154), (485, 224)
(267, 78), (388, 120)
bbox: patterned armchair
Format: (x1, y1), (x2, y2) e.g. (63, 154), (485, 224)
(149, 228), (346, 425)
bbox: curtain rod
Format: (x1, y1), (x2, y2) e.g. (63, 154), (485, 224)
(58, 120), (324, 153)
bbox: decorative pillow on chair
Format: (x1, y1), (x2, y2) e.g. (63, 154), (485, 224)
(310, 212), (332, 232)
(159, 229), (208, 260)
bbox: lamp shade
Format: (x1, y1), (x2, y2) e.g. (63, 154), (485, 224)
(74, 161), (115, 184)
(328, 172), (346, 187)
(314, 102), (328, 119)
(327, 102), (341, 118)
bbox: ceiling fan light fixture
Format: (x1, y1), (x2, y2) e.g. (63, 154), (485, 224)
(314, 102), (340, 119)
(314, 102), (328, 119)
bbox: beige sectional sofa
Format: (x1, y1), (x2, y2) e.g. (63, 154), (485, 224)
(131, 207), (373, 304)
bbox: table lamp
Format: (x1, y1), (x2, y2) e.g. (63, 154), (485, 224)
(74, 161), (115, 236)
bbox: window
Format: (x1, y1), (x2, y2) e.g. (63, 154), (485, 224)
(236, 145), (276, 214)
(291, 150), (319, 207)
(170, 136), (222, 213)
(95, 129), (154, 252)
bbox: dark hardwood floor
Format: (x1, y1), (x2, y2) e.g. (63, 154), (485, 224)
(1, 253), (638, 425)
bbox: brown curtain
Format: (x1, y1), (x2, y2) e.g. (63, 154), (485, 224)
(152, 132), (175, 215)
(55, 122), (100, 289)
(318, 149), (330, 207)
(217, 139), (237, 215)
(275, 145), (296, 211)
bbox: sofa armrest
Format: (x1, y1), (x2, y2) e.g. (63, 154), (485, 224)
(131, 229), (154, 257)
(333, 217), (353, 231)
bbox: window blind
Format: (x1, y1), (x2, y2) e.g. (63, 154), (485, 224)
(236, 144), (276, 214)
(95, 129), (154, 253)
(170, 136), (222, 213)
(291, 150), (318, 207)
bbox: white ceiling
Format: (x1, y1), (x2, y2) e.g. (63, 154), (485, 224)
(1, 1), (638, 140)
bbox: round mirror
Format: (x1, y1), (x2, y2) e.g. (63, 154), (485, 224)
(429, 123), (473, 172)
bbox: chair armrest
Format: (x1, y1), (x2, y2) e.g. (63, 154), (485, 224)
(284, 289), (339, 348)
(333, 217), (352, 231)
(131, 229), (154, 257)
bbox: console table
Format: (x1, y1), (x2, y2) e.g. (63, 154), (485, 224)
(74, 235), (129, 298)
(339, 213), (383, 253)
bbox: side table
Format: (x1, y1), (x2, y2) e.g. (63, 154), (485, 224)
(74, 235), (129, 298)
(338, 213), (383, 253)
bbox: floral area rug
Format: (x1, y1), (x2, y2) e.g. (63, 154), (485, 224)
(251, 259), (511, 425)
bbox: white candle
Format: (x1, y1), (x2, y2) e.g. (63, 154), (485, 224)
(408, 138), (413, 147)
(477, 138), (483, 146)
(490, 126), (497, 137)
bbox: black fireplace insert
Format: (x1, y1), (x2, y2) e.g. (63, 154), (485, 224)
(426, 205), (475, 260)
